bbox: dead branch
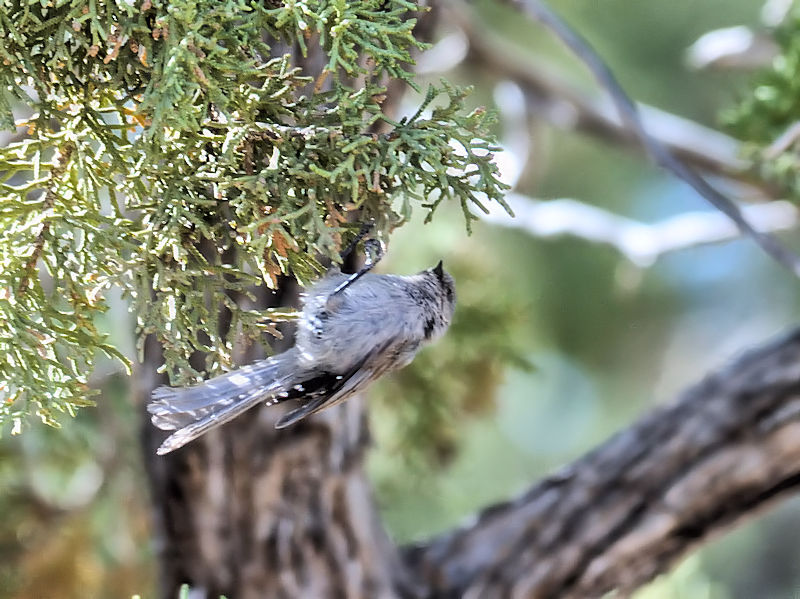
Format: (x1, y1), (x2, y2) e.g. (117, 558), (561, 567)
(405, 328), (800, 598)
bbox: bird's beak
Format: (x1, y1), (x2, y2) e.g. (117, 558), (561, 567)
(433, 260), (444, 280)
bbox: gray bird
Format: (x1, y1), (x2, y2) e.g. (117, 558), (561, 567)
(148, 260), (456, 454)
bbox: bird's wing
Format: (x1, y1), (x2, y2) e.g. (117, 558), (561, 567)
(274, 338), (413, 428)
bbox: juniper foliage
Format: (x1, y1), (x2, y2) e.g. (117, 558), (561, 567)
(0, 0), (510, 431)
(724, 9), (800, 197)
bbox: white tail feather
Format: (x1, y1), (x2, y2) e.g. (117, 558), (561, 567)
(148, 349), (300, 454)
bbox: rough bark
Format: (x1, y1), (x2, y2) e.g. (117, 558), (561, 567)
(404, 329), (800, 599)
(138, 319), (411, 599)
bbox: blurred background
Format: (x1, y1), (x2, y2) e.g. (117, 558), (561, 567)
(3, 1), (800, 597)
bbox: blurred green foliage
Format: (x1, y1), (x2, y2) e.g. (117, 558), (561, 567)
(0, 372), (154, 599)
(725, 10), (800, 143)
(724, 7), (800, 198)
(630, 555), (727, 599)
(0, 0), (508, 431)
(372, 250), (532, 467)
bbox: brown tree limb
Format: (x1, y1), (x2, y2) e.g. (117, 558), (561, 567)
(404, 328), (800, 598)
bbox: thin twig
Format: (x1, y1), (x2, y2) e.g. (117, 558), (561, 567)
(498, 0), (800, 277)
(17, 141), (75, 295)
(482, 193), (800, 267)
(442, 1), (752, 183)
(764, 121), (800, 160)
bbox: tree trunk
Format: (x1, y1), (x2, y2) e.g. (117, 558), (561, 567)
(138, 330), (410, 599)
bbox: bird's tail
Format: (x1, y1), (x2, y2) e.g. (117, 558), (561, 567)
(148, 348), (300, 455)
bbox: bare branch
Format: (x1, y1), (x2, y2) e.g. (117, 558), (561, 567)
(499, 0), (800, 277)
(405, 328), (800, 598)
(506, 0), (800, 276)
(441, 0), (751, 182)
(482, 193), (800, 267)
(472, 0), (800, 277)
(686, 26), (778, 71)
(764, 121), (800, 160)
(762, 0), (795, 27)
